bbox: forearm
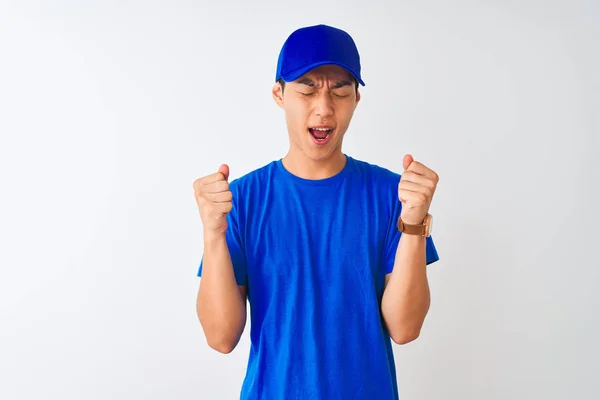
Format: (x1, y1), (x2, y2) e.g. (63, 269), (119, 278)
(381, 234), (430, 344)
(197, 233), (246, 353)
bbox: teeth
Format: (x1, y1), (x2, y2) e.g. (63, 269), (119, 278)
(313, 128), (331, 131)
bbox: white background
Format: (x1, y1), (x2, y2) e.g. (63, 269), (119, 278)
(1, 0), (599, 399)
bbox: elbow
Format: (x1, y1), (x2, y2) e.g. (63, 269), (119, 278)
(197, 307), (244, 354)
(206, 336), (238, 354)
(200, 322), (242, 354)
(382, 309), (424, 345)
(202, 316), (242, 354)
(198, 315), (242, 354)
(390, 329), (421, 345)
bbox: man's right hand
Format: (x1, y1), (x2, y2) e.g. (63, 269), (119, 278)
(193, 164), (233, 235)
(194, 163), (246, 353)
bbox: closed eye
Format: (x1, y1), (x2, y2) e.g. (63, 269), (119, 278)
(332, 90), (353, 98)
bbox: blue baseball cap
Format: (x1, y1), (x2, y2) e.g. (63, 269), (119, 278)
(275, 24), (365, 86)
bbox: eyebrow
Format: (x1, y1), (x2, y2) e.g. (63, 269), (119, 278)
(297, 78), (317, 88)
(296, 78), (353, 89)
(331, 80), (353, 89)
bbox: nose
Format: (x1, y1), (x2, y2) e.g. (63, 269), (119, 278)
(315, 92), (334, 118)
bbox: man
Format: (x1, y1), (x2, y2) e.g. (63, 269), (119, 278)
(193, 24), (440, 400)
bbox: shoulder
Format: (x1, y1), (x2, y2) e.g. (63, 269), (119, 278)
(348, 155), (402, 187)
(346, 155), (402, 218)
(228, 160), (278, 195)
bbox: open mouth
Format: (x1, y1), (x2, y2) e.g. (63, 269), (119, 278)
(309, 127), (334, 142)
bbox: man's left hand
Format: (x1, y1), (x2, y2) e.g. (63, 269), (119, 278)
(398, 154), (439, 225)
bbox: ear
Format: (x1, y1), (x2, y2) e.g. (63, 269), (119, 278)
(355, 88), (361, 105)
(272, 82), (284, 108)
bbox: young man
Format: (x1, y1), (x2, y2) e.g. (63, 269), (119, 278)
(193, 24), (440, 399)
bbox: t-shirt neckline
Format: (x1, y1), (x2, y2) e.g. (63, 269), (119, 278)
(275, 154), (353, 186)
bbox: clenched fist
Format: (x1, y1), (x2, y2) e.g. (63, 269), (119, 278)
(398, 154), (439, 225)
(193, 164), (233, 235)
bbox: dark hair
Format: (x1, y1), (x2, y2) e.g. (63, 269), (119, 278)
(277, 77), (359, 94)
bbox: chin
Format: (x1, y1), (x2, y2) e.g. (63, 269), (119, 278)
(304, 146), (339, 162)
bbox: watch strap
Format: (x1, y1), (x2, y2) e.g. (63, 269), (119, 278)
(397, 214), (431, 236)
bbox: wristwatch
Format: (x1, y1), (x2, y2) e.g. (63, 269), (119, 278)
(398, 213), (433, 237)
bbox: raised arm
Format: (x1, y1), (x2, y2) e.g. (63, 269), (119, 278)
(193, 164), (247, 353)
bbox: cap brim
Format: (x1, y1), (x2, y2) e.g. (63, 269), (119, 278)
(280, 61), (365, 86)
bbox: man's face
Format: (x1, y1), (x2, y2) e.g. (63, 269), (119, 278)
(272, 65), (361, 162)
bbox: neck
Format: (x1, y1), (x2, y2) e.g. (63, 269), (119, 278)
(281, 151), (347, 180)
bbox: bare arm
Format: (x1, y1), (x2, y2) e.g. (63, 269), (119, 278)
(381, 233), (430, 344)
(196, 233), (247, 353)
(381, 155), (438, 345)
(193, 164), (247, 354)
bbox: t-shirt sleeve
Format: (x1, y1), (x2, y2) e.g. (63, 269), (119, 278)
(196, 192), (248, 286)
(383, 194), (440, 275)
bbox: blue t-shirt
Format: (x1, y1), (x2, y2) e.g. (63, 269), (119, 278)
(198, 154), (439, 399)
